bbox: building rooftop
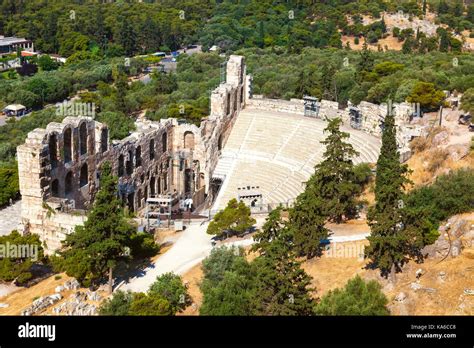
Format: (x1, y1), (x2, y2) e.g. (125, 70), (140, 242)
(0, 35), (31, 46)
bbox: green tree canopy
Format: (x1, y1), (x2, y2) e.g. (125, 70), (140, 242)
(58, 161), (136, 290)
(365, 113), (423, 281)
(315, 275), (390, 315)
(148, 272), (190, 314)
(207, 199), (256, 238)
(407, 82), (445, 111)
(460, 87), (474, 115)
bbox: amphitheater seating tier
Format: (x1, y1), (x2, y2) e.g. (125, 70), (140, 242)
(213, 108), (381, 210)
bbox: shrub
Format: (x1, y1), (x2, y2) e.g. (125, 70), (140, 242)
(148, 273), (190, 314)
(128, 233), (159, 259)
(99, 291), (133, 316)
(405, 169), (474, 232)
(207, 199), (256, 238)
(426, 148), (449, 173)
(0, 231), (44, 285)
(0, 163), (19, 207)
(128, 293), (172, 316)
(314, 275), (389, 315)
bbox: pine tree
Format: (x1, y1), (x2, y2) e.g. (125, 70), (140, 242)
(117, 16), (137, 56)
(257, 21), (265, 49)
(252, 206), (286, 255)
(114, 72), (129, 114)
(311, 118), (361, 223)
(365, 112), (420, 282)
(207, 198), (256, 238)
(356, 41), (374, 82)
(290, 188), (329, 259)
(60, 162), (135, 292)
(314, 275), (390, 315)
(252, 210), (316, 315)
(439, 30), (450, 52)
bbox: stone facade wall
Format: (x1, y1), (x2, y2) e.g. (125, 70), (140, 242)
(17, 55), (248, 253)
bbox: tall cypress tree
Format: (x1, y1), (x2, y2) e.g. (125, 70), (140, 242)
(60, 162), (135, 292)
(365, 112), (420, 282)
(252, 209), (316, 315)
(311, 118), (360, 223)
(290, 186), (330, 259)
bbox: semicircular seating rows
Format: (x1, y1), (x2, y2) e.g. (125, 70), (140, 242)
(212, 108), (381, 210)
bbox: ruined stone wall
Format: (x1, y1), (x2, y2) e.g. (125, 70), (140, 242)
(17, 55), (249, 253)
(197, 55), (247, 193)
(17, 116), (176, 252)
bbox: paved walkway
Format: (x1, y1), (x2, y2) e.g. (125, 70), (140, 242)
(0, 200), (21, 236)
(121, 221), (213, 293)
(120, 215), (369, 293)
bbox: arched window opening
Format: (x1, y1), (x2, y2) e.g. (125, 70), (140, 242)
(65, 172), (73, 195)
(150, 176), (156, 196)
(162, 132), (167, 152)
(136, 146), (142, 168)
(126, 151), (133, 175)
(137, 189), (143, 209)
(149, 139), (155, 160)
(49, 134), (58, 169)
(80, 163), (88, 187)
(127, 193), (134, 213)
(79, 122), (87, 156)
(101, 128), (108, 153)
(118, 155), (124, 177)
(64, 128), (72, 163)
(51, 179), (59, 197)
(184, 131), (195, 150)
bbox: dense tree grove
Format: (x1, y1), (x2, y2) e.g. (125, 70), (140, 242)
(201, 210), (316, 316)
(0, 0), (472, 57)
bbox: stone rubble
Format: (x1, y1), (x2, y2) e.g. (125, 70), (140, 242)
(422, 216), (474, 258)
(395, 292), (407, 302)
(21, 293), (63, 316)
(63, 279), (81, 291)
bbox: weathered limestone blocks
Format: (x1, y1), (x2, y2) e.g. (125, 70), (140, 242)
(17, 55), (249, 254)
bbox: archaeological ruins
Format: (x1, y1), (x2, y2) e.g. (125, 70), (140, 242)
(16, 55), (422, 253)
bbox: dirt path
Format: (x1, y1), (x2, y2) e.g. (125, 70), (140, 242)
(0, 200), (21, 236)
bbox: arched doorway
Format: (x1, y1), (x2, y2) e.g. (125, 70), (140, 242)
(51, 179), (59, 197)
(101, 128), (108, 153)
(49, 133), (58, 169)
(79, 163), (88, 187)
(79, 122), (87, 156)
(150, 176), (156, 197)
(64, 128), (72, 163)
(65, 172), (73, 196)
(162, 132), (168, 152)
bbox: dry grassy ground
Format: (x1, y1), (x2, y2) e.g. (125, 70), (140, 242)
(0, 273), (106, 315)
(179, 240), (474, 316)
